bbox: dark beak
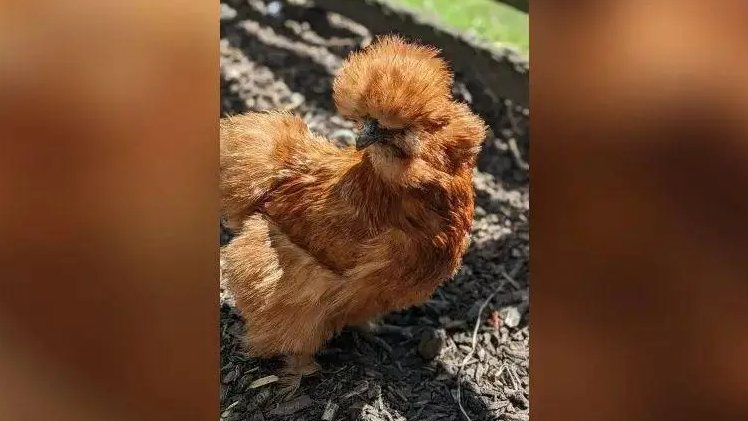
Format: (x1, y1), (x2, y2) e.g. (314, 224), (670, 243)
(356, 118), (385, 151)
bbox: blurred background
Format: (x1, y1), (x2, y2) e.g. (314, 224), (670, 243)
(385, 0), (528, 56)
(4, 1), (748, 421)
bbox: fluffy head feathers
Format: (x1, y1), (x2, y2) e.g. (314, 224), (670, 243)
(333, 35), (454, 130)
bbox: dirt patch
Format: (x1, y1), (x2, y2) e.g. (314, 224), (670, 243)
(220, 2), (529, 420)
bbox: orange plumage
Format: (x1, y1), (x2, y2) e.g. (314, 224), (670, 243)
(220, 35), (487, 394)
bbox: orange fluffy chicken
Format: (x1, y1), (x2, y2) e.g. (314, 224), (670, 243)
(220, 35), (487, 394)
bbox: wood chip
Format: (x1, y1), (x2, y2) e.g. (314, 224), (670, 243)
(359, 331), (393, 354)
(221, 367), (240, 384)
(321, 401), (338, 421)
(267, 395), (314, 416)
(342, 381), (369, 399)
(248, 375), (279, 389)
(224, 400), (241, 411)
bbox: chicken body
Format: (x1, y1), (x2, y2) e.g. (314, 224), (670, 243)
(220, 35), (487, 394)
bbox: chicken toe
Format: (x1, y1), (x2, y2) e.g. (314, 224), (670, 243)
(277, 354), (320, 399)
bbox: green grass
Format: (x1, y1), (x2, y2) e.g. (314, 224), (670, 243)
(384, 0), (528, 56)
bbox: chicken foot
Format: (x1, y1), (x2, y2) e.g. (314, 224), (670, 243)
(277, 353), (321, 399)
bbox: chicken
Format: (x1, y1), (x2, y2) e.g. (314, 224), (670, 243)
(220, 35), (487, 395)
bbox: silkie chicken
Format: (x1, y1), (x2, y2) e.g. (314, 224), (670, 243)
(220, 34), (487, 396)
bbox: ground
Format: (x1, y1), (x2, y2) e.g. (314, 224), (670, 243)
(219, 1), (529, 420)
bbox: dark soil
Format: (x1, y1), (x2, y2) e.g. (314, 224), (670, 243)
(219, 2), (529, 420)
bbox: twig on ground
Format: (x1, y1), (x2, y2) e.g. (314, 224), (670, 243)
(455, 277), (508, 421)
(501, 269), (522, 290)
(508, 260), (524, 278)
(504, 104), (529, 171)
(508, 137), (529, 171)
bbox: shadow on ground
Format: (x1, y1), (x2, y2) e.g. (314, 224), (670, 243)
(220, 231), (529, 421)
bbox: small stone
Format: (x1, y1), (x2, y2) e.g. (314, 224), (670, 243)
(500, 307), (522, 328)
(418, 328), (446, 360)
